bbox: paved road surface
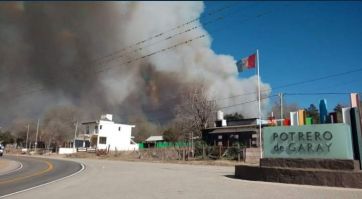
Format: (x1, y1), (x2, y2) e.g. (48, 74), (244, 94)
(0, 155), (82, 197)
(4, 158), (362, 199)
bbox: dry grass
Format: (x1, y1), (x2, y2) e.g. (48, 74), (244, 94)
(5, 148), (256, 167)
(66, 150), (255, 167)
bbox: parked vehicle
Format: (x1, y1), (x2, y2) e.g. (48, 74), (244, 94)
(0, 144), (4, 156)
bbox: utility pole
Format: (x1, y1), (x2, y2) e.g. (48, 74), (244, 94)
(73, 121), (78, 150)
(35, 119), (39, 154)
(191, 131), (194, 158)
(279, 93), (284, 119)
(26, 124), (29, 150)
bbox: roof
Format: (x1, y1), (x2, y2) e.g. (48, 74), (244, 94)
(207, 125), (259, 134)
(81, 120), (134, 127)
(81, 121), (98, 125)
(204, 123), (270, 134)
(226, 118), (258, 126)
(145, 136), (164, 142)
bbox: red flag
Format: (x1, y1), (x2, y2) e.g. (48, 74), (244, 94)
(236, 53), (256, 72)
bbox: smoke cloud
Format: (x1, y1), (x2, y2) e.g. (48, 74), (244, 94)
(0, 2), (271, 128)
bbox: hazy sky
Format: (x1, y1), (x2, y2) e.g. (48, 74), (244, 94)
(202, 1), (362, 111)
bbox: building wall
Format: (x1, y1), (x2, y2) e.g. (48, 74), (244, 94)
(202, 129), (257, 148)
(85, 123), (98, 135)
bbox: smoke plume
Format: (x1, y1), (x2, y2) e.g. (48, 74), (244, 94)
(0, 2), (271, 128)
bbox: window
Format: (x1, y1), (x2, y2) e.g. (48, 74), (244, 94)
(86, 126), (89, 134)
(118, 127), (121, 131)
(95, 125), (98, 134)
(99, 137), (107, 144)
(218, 135), (222, 139)
(100, 125), (102, 130)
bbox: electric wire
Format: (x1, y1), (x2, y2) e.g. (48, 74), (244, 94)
(0, 2), (269, 99)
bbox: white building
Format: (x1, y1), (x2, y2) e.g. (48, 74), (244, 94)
(80, 114), (138, 151)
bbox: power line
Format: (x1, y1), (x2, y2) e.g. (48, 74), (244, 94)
(273, 68), (362, 91)
(212, 66), (362, 102)
(0, 2), (246, 95)
(282, 76), (362, 96)
(91, 4), (262, 73)
(96, 34), (207, 73)
(284, 92), (356, 96)
(80, 2), (241, 66)
(0, 3), (270, 99)
(5, 64), (362, 121)
(219, 94), (278, 110)
(129, 94), (278, 124)
(5, 2), (359, 123)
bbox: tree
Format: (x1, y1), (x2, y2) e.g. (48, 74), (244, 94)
(269, 99), (299, 119)
(162, 128), (182, 143)
(333, 104), (345, 123)
(90, 135), (98, 147)
(306, 104), (319, 124)
(0, 131), (15, 146)
(42, 106), (80, 147)
(8, 119), (37, 148)
(131, 116), (162, 142)
(173, 84), (216, 139)
(224, 112), (244, 121)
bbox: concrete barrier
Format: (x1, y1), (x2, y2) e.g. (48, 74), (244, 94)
(59, 148), (76, 154)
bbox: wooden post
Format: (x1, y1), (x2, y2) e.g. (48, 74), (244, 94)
(238, 143), (241, 162)
(183, 148), (185, 161)
(219, 145), (222, 159)
(243, 148), (246, 162)
(202, 144), (206, 159)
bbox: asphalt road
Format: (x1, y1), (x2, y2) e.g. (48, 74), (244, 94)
(0, 155), (83, 197)
(3, 158), (362, 199)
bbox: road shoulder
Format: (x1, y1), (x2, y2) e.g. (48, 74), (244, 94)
(0, 158), (22, 176)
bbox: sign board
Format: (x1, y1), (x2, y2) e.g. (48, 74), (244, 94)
(263, 124), (354, 159)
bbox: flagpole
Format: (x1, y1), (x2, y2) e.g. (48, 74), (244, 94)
(256, 49), (263, 159)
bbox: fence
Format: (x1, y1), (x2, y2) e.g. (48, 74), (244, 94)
(138, 141), (191, 149)
(194, 144), (246, 161)
(136, 142), (247, 161)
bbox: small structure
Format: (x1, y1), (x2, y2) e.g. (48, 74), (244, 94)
(203, 118), (266, 148)
(202, 111), (269, 163)
(79, 114), (138, 151)
(143, 136), (164, 148)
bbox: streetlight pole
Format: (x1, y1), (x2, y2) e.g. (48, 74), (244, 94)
(191, 131), (194, 158)
(73, 121), (78, 151)
(35, 119), (39, 154)
(26, 124), (29, 150)
(279, 93), (284, 120)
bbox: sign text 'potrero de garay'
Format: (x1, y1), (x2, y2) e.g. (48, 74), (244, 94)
(263, 124), (354, 159)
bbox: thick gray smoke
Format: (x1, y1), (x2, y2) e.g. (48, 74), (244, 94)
(0, 2), (271, 127)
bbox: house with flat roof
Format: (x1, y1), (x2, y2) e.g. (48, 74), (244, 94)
(79, 114), (138, 151)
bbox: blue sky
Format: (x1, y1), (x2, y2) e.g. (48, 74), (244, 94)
(201, 1), (362, 111)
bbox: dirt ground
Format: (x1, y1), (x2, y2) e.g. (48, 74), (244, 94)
(0, 159), (10, 170)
